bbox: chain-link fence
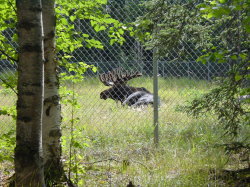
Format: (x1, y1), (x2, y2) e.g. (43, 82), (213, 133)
(0, 0), (230, 156)
(57, 0), (230, 142)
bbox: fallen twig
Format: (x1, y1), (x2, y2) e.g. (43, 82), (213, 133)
(83, 157), (120, 165)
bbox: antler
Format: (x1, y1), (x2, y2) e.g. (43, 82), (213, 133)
(99, 67), (142, 86)
(99, 70), (117, 86)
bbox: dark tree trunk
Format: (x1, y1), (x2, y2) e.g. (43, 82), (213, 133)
(15, 0), (45, 186)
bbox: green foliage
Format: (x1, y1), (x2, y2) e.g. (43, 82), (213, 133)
(0, 71), (17, 93)
(0, 0), (17, 62)
(0, 0), (127, 79)
(56, 0), (126, 55)
(199, 0), (249, 93)
(197, 0), (250, 76)
(199, 0), (250, 25)
(55, 0), (128, 81)
(181, 68), (249, 162)
(60, 62), (97, 82)
(183, 70), (249, 135)
(0, 105), (16, 119)
(0, 71), (16, 166)
(0, 0), (249, 184)
(185, 0), (250, 156)
(0, 129), (15, 162)
(0, 0), (127, 184)
(61, 77), (230, 186)
(0, 73), (16, 164)
(134, 0), (212, 59)
(136, 0), (250, 158)
(1, 77), (247, 185)
(60, 81), (90, 185)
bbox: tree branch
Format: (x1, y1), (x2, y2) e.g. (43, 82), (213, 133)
(0, 76), (17, 95)
(8, 0), (17, 14)
(83, 158), (119, 165)
(0, 49), (17, 62)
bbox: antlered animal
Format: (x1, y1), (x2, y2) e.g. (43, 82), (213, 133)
(99, 68), (154, 107)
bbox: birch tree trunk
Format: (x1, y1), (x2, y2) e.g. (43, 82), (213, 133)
(42, 0), (64, 184)
(15, 0), (45, 186)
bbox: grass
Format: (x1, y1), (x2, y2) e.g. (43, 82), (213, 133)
(0, 76), (245, 186)
(60, 77), (229, 186)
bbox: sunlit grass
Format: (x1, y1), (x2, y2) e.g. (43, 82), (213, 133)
(0, 76), (230, 186)
(60, 77), (228, 186)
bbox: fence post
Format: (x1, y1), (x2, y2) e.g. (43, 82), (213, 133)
(153, 47), (159, 146)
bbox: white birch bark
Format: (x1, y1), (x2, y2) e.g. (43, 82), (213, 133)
(42, 0), (64, 184)
(15, 0), (45, 186)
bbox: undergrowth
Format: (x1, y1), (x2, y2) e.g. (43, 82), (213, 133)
(0, 77), (248, 186)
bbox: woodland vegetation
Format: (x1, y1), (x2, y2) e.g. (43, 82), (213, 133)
(0, 0), (249, 186)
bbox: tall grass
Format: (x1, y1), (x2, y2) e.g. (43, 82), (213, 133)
(61, 77), (228, 186)
(0, 77), (230, 186)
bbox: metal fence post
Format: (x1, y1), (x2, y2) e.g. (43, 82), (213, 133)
(153, 47), (159, 146)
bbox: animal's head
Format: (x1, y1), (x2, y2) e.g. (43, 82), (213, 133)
(99, 67), (142, 102)
(100, 89), (111, 100)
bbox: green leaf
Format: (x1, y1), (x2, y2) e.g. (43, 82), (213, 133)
(230, 55), (237, 60)
(235, 75), (242, 81)
(219, 0), (226, 3)
(70, 16), (76, 22)
(61, 18), (68, 25)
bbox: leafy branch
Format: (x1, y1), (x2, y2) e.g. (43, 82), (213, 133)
(8, 0), (17, 14)
(0, 48), (17, 62)
(0, 76), (17, 95)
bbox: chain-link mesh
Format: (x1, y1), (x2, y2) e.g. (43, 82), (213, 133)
(57, 0), (229, 141)
(0, 0), (233, 182)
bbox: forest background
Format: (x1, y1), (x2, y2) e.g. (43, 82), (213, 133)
(0, 0), (249, 186)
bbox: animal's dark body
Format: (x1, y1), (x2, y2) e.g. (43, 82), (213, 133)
(99, 68), (154, 107)
(100, 85), (150, 103)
